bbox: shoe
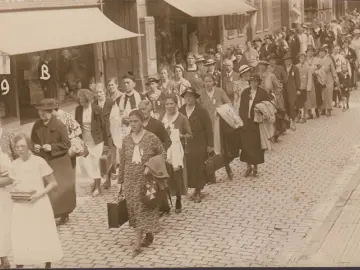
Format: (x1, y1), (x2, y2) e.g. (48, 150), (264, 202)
(273, 134), (279, 142)
(103, 180), (111, 190)
(253, 169), (259, 177)
(92, 188), (101, 197)
(227, 171), (234, 181)
(326, 110), (331, 117)
(141, 233), (154, 247)
(315, 110), (320, 118)
(194, 194), (201, 203)
(299, 118), (306, 124)
(321, 110), (326, 116)
(307, 114), (314, 120)
(56, 215), (69, 226)
(290, 123), (296, 131)
(342, 107), (346, 112)
(244, 167), (252, 177)
(132, 248), (143, 258)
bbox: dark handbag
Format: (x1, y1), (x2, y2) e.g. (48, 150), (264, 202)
(100, 148), (112, 177)
(141, 178), (158, 210)
(204, 151), (225, 178)
(107, 184), (129, 228)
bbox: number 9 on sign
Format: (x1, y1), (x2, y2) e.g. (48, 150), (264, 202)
(1, 79), (9, 95)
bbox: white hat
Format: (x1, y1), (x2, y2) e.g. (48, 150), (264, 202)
(238, 65), (251, 75)
(354, 29), (360, 35)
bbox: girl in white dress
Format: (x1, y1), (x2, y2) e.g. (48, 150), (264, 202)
(9, 134), (63, 268)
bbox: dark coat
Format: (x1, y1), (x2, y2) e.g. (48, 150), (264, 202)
(222, 71), (241, 102)
(239, 87), (269, 165)
(320, 30), (336, 49)
(233, 57), (248, 73)
(343, 47), (357, 69)
(144, 117), (172, 151)
(31, 116), (75, 217)
(284, 64), (300, 119)
(94, 98), (114, 147)
(259, 43), (277, 60)
(288, 35), (300, 64)
(75, 103), (109, 146)
(179, 103), (213, 190)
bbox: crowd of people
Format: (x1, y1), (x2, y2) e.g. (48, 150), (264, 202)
(2, 10), (360, 268)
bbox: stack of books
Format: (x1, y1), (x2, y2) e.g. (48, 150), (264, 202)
(10, 190), (36, 202)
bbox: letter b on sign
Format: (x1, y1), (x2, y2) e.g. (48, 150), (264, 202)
(1, 79), (9, 95)
(40, 64), (51, 81)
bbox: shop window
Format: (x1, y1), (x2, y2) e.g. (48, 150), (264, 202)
(20, 45), (95, 107)
(262, 0), (269, 31)
(254, 0), (263, 33)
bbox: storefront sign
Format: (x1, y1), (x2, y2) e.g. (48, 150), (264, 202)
(39, 62), (51, 81)
(0, 77), (10, 96)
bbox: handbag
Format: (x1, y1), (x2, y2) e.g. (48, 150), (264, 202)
(204, 151), (225, 178)
(68, 137), (89, 157)
(107, 184), (129, 228)
(141, 178), (158, 210)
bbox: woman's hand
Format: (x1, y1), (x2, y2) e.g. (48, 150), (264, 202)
(34, 144), (41, 153)
(144, 167), (150, 176)
(29, 192), (42, 204)
(42, 144), (52, 152)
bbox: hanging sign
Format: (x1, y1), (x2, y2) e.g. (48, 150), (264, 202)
(0, 76), (10, 96)
(39, 62), (51, 81)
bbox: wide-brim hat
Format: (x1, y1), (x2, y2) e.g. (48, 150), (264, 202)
(146, 77), (160, 86)
(253, 37), (262, 43)
(35, 98), (58, 110)
(354, 28), (360, 35)
(302, 24), (309, 29)
(234, 49), (243, 55)
(264, 34), (273, 40)
(180, 87), (200, 98)
(283, 53), (292, 60)
(195, 55), (206, 62)
(238, 65), (251, 75)
(207, 49), (216, 55)
(203, 59), (217, 66)
(319, 44), (328, 52)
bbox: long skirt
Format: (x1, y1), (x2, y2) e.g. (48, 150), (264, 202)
(305, 82), (317, 110)
(314, 81), (324, 108)
(186, 144), (207, 190)
(296, 90), (307, 109)
(240, 120), (265, 165)
(322, 80), (334, 110)
(166, 162), (188, 196)
(0, 188), (11, 257)
(11, 195), (63, 265)
(48, 155), (76, 218)
(275, 110), (289, 135)
(78, 142), (104, 180)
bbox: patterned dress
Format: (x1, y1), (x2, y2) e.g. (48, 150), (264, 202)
(118, 131), (165, 233)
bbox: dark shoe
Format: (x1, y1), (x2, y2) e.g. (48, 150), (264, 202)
(315, 109), (320, 118)
(103, 180), (111, 190)
(227, 171), (234, 181)
(307, 114), (314, 119)
(299, 118), (306, 124)
(253, 169), (259, 177)
(141, 233), (154, 247)
(45, 262), (51, 269)
(321, 110), (326, 116)
(132, 248), (143, 258)
(16, 265), (24, 269)
(326, 110), (331, 117)
(244, 167), (252, 177)
(194, 194), (201, 203)
(175, 197), (182, 214)
(273, 134), (279, 142)
(56, 215), (69, 226)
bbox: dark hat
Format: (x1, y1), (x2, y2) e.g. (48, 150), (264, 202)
(123, 71), (137, 82)
(283, 53), (292, 60)
(35, 98), (58, 110)
(180, 87), (200, 98)
(264, 34), (273, 40)
(343, 37), (352, 44)
(249, 74), (262, 82)
(319, 44), (328, 52)
(146, 77), (160, 86)
(253, 37), (262, 43)
(195, 54), (206, 62)
(207, 49), (216, 55)
(203, 58), (217, 66)
(306, 45), (316, 52)
(234, 49), (243, 55)
(302, 24), (308, 29)
(267, 53), (278, 61)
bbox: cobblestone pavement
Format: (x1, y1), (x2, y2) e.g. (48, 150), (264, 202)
(14, 91), (360, 268)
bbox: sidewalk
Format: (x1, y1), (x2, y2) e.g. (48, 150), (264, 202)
(295, 159), (360, 267)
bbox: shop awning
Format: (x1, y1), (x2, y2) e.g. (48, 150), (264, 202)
(0, 7), (141, 55)
(164, 0), (257, 17)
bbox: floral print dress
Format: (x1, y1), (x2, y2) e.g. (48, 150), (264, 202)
(118, 131), (165, 233)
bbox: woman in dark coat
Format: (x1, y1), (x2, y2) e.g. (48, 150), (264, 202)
(75, 89), (109, 197)
(239, 74), (269, 177)
(179, 87), (213, 203)
(31, 98), (74, 226)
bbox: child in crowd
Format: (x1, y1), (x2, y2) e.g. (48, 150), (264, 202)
(338, 64), (351, 111)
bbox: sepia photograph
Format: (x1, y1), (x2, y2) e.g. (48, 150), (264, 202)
(1, 0), (360, 268)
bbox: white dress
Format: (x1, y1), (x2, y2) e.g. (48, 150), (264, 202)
(0, 152), (12, 257)
(9, 154), (63, 265)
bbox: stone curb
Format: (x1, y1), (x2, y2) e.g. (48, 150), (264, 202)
(290, 145), (360, 266)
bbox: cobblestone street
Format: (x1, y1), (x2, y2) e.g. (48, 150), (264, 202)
(17, 90), (360, 268)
